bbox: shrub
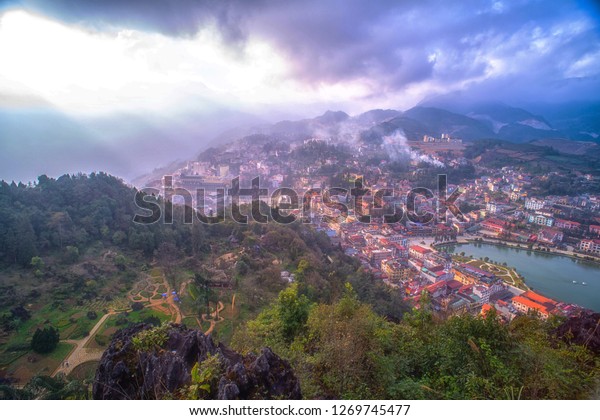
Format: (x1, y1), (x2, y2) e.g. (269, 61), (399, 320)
(131, 302), (144, 311)
(131, 324), (169, 352)
(115, 316), (128, 326)
(95, 335), (107, 347)
(63, 246), (80, 264)
(31, 326), (60, 354)
(185, 354), (223, 399)
(142, 316), (161, 327)
(10, 305), (31, 321)
(86, 311), (98, 320)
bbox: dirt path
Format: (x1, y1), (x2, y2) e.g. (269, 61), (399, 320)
(142, 271), (183, 323)
(147, 293), (182, 324)
(200, 301), (224, 335)
(52, 311), (113, 377)
(179, 279), (192, 296)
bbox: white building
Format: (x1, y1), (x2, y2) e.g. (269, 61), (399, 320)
(525, 198), (545, 211)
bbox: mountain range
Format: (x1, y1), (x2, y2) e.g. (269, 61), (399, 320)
(244, 101), (600, 148)
(2, 99), (599, 184)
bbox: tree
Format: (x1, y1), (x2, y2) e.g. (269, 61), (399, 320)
(30, 256), (44, 270)
(1, 375), (89, 400)
(63, 246), (79, 264)
(31, 326), (60, 354)
(111, 230), (127, 245)
(114, 254), (127, 270)
(7, 216), (38, 267)
(131, 302), (144, 311)
(193, 273), (214, 317)
(235, 260), (249, 276)
(49, 212), (72, 249)
(155, 242), (180, 275)
(301, 284), (393, 399)
(10, 305), (31, 321)
(277, 284), (311, 343)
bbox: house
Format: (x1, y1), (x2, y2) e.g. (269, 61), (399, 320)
(452, 263), (495, 286)
(409, 245), (432, 260)
(512, 295), (550, 319)
(579, 239), (600, 254)
(525, 198), (545, 210)
(480, 303), (494, 317)
(387, 243), (408, 260)
(538, 228), (563, 245)
(554, 219), (581, 230)
(481, 301), (516, 321)
(480, 218), (508, 233)
(528, 213), (554, 227)
(421, 266), (453, 283)
(382, 260), (414, 283)
(424, 252), (452, 270)
(369, 249), (394, 267)
(425, 280), (447, 298)
(511, 290), (557, 320)
(590, 225), (600, 237)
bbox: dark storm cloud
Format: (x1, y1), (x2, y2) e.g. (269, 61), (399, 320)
(9, 0), (600, 99)
(9, 0), (254, 40)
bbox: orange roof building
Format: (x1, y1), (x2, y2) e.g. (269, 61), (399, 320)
(522, 290), (557, 306)
(511, 294), (554, 319)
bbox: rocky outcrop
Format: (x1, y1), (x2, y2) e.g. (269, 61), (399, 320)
(554, 312), (600, 355)
(92, 323), (301, 400)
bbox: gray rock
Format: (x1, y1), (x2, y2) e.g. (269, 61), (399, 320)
(92, 323), (301, 400)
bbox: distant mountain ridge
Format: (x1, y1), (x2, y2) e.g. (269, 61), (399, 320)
(416, 97), (600, 142)
(123, 99), (600, 186)
(221, 100), (600, 149)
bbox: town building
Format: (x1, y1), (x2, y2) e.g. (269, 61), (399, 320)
(511, 291), (557, 320)
(408, 245), (432, 261)
(579, 239), (600, 254)
(525, 198), (545, 211)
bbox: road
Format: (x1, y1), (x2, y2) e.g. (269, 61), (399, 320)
(52, 311), (113, 377)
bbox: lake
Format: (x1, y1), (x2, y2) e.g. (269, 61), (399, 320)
(442, 243), (600, 312)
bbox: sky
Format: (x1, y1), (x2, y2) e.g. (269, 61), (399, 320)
(0, 0), (599, 182)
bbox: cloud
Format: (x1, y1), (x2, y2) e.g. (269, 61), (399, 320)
(11, 0), (599, 107)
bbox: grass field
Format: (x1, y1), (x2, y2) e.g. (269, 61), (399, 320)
(68, 360), (98, 382)
(85, 307), (171, 350)
(3, 342), (75, 383)
(1, 304), (99, 353)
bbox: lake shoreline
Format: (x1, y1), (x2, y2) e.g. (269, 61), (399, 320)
(433, 238), (600, 267)
(437, 241), (600, 311)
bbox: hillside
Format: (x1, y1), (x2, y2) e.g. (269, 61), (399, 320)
(0, 172), (598, 399)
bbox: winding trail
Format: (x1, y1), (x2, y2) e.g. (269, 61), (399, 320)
(200, 301), (225, 335)
(144, 271), (183, 323)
